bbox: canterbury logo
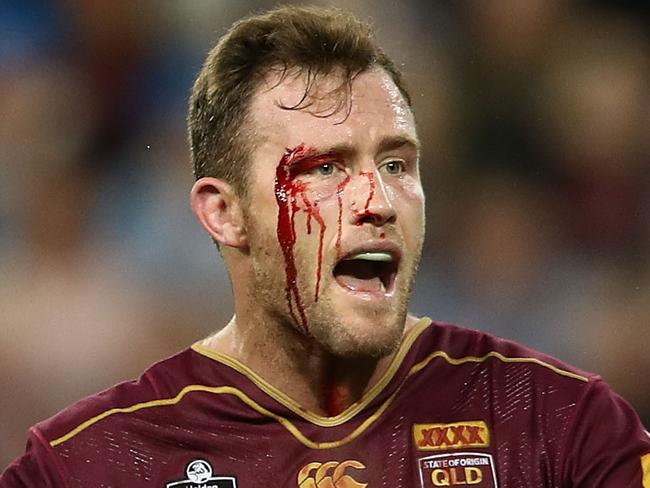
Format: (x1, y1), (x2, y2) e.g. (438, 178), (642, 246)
(414, 421), (490, 451)
(298, 460), (367, 488)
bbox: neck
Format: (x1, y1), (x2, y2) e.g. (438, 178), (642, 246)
(201, 313), (398, 416)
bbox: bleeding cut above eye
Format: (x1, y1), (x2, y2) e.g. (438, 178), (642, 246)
(285, 148), (344, 178)
(333, 252), (398, 294)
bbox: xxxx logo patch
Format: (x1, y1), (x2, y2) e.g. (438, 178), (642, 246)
(297, 459), (367, 488)
(413, 421), (489, 451)
(418, 453), (498, 487)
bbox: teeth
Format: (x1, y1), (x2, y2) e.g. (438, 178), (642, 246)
(347, 252), (393, 262)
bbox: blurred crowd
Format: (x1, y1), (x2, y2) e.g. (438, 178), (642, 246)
(1, 0), (649, 467)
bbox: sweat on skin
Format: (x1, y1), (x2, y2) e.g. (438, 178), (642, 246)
(191, 67), (425, 416)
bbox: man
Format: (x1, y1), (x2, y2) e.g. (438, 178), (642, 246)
(2, 5), (649, 487)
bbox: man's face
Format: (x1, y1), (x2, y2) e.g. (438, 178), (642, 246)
(243, 68), (425, 358)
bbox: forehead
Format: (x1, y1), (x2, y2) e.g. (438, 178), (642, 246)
(249, 68), (417, 152)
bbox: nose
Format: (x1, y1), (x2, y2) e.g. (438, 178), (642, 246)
(350, 170), (396, 226)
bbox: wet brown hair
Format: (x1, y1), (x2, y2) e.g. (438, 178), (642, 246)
(188, 5), (411, 196)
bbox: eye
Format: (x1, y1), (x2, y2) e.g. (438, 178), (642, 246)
(381, 160), (405, 175)
(317, 163), (336, 176)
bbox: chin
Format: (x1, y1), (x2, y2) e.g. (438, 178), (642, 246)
(307, 308), (407, 359)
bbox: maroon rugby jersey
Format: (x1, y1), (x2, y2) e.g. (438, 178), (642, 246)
(2, 318), (650, 487)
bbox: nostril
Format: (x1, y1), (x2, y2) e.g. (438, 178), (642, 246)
(354, 210), (382, 226)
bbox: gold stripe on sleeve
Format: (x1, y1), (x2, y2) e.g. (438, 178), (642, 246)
(409, 350), (589, 383)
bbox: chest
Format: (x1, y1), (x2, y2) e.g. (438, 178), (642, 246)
(62, 385), (571, 488)
(59, 358), (580, 488)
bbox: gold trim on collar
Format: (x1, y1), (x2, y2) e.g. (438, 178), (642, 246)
(641, 452), (650, 488)
(50, 320), (592, 450)
(50, 383), (401, 450)
(191, 317), (433, 426)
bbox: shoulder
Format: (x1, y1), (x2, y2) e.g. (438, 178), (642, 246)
(412, 319), (597, 387)
(409, 320), (650, 481)
(34, 347), (198, 449)
(0, 347), (219, 485)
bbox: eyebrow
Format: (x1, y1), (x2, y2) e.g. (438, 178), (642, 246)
(377, 135), (420, 155)
(315, 135), (420, 158)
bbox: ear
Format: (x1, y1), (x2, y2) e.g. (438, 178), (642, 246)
(190, 177), (248, 249)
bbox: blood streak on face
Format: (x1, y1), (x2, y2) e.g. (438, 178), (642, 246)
(360, 171), (376, 213)
(275, 144), (347, 331)
(353, 171), (377, 225)
(298, 191), (325, 301)
(335, 175), (351, 256)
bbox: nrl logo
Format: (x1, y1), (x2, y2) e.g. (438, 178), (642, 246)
(165, 459), (237, 488)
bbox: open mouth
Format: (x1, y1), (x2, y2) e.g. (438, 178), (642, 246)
(333, 251), (399, 294)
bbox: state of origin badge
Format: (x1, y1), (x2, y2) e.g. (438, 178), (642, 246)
(417, 452), (498, 487)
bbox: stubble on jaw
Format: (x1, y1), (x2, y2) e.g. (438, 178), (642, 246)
(244, 205), (421, 360)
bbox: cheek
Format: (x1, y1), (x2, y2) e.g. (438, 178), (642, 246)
(387, 178), (425, 212)
(245, 194), (283, 250)
(396, 176), (425, 201)
(292, 192), (341, 246)
(246, 210), (277, 255)
(290, 176), (350, 242)
(293, 169), (351, 203)
(388, 179), (426, 233)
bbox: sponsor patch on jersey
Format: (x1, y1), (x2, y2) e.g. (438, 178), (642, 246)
(418, 452), (498, 487)
(165, 459), (237, 488)
(297, 459), (367, 487)
(413, 421), (490, 451)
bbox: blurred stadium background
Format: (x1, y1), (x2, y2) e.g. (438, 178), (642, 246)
(1, 0), (649, 466)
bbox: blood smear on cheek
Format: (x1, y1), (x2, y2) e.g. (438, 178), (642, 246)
(335, 176), (351, 257)
(299, 192), (326, 302)
(274, 144), (333, 330)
